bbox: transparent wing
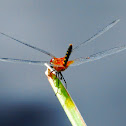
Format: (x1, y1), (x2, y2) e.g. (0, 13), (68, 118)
(71, 45), (126, 66)
(0, 32), (55, 58)
(73, 19), (120, 51)
(0, 58), (50, 66)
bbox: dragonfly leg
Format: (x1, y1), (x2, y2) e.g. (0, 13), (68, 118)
(59, 72), (67, 89)
(50, 69), (56, 74)
(50, 69), (58, 80)
(55, 72), (59, 96)
(57, 72), (60, 88)
(58, 73), (63, 80)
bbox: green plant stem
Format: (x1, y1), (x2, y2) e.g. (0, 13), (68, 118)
(45, 63), (87, 126)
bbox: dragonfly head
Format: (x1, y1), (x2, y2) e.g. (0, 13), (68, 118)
(50, 57), (55, 64)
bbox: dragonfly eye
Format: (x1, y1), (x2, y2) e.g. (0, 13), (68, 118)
(50, 58), (54, 64)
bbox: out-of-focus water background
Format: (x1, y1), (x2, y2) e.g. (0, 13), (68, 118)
(0, 1), (126, 126)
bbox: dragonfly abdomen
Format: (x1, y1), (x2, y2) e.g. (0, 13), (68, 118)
(63, 44), (72, 66)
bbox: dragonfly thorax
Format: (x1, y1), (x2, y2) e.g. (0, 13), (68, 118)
(50, 57), (74, 72)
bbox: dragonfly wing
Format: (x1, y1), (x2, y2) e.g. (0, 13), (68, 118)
(0, 32), (55, 58)
(73, 19), (120, 51)
(0, 58), (50, 66)
(71, 45), (126, 66)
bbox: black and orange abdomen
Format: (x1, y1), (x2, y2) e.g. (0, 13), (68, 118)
(63, 44), (72, 66)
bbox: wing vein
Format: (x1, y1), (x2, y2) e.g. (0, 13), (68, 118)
(73, 19), (120, 51)
(0, 32), (55, 57)
(71, 45), (126, 66)
(0, 58), (49, 66)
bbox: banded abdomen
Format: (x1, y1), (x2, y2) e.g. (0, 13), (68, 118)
(63, 44), (72, 66)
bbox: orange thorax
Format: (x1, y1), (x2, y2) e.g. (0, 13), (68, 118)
(50, 57), (74, 72)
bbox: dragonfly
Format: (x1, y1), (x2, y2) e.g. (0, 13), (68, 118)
(0, 19), (126, 88)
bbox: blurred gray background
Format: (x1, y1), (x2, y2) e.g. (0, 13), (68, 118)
(0, 0), (126, 126)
